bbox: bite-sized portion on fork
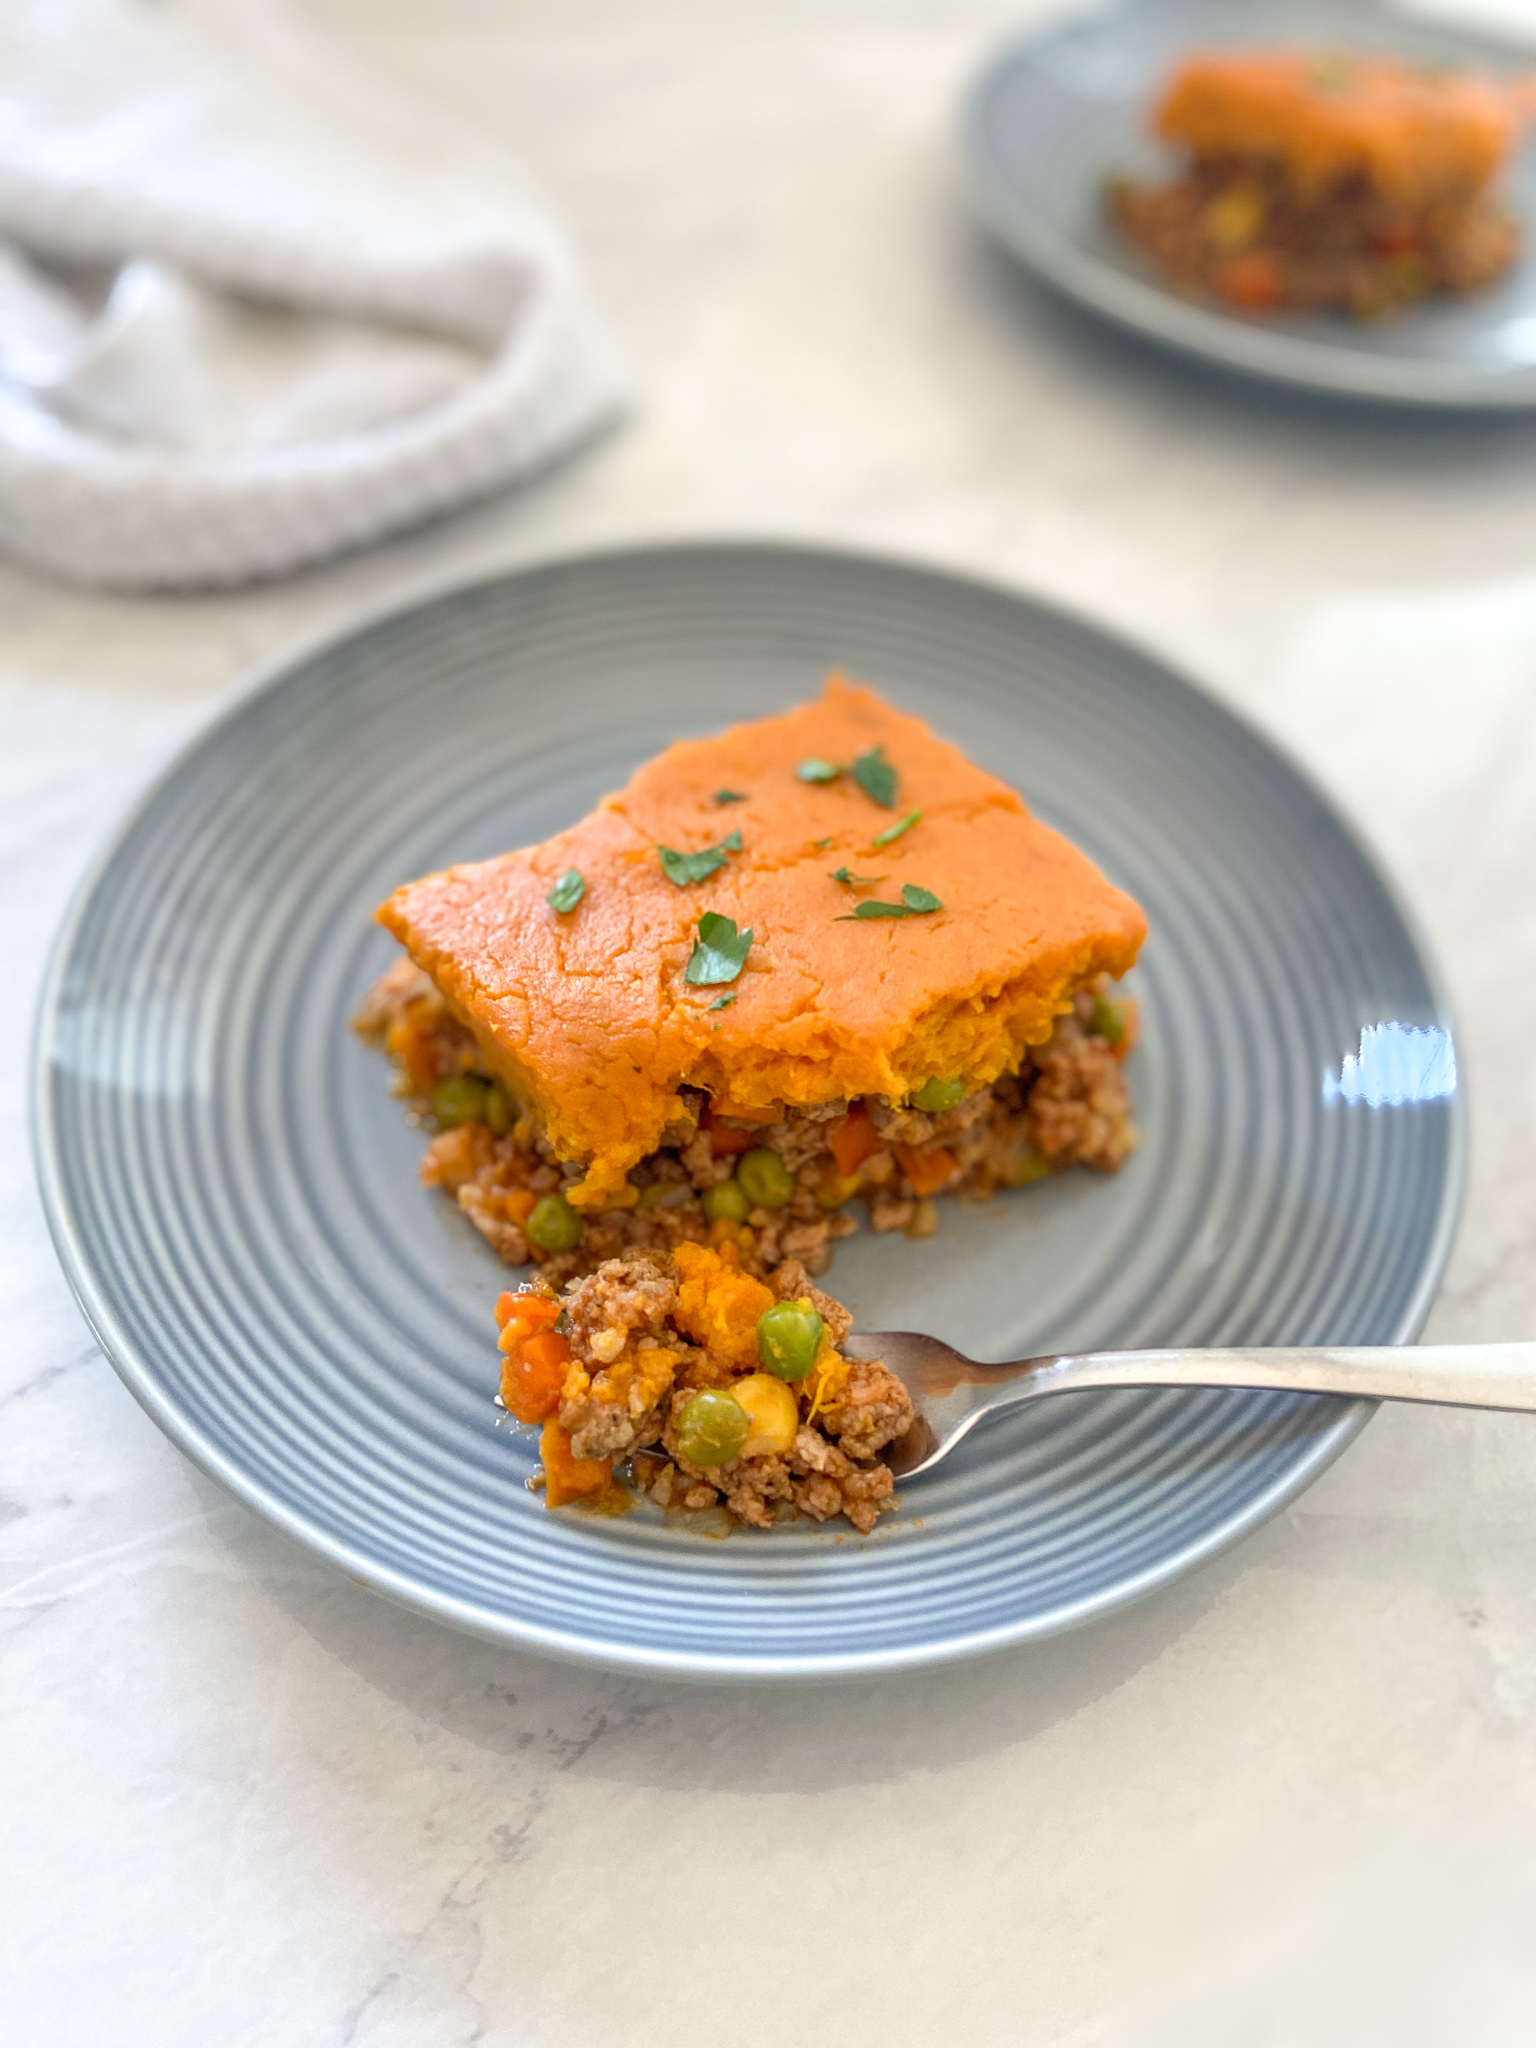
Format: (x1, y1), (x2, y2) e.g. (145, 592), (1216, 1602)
(492, 1243), (915, 1532)
(492, 1240), (1536, 1528)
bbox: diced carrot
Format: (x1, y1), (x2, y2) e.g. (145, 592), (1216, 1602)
(504, 1188), (538, 1226)
(894, 1143), (959, 1197)
(522, 1328), (570, 1373)
(540, 1418), (612, 1507)
(501, 1328), (570, 1424)
(828, 1104), (881, 1177)
(496, 1293), (560, 1328)
(708, 1121), (758, 1158)
(1113, 999), (1140, 1062)
(1222, 254), (1282, 310)
(495, 1293), (562, 1353)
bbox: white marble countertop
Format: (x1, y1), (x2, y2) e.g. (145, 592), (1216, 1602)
(8, 1), (1536, 2041)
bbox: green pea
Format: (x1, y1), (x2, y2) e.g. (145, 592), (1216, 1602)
(756, 1300), (824, 1382)
(431, 1074), (490, 1128)
(526, 1192), (584, 1253)
(701, 1177), (750, 1223)
(1090, 996), (1126, 1047)
(1002, 1143), (1051, 1189)
(912, 1076), (964, 1114)
(737, 1148), (795, 1211)
(676, 1388), (750, 1467)
(484, 1083), (513, 1135)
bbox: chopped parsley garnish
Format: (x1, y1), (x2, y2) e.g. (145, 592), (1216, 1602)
(812, 837), (834, 851)
(708, 992), (737, 1012)
(830, 867), (885, 887)
(871, 808), (920, 848)
(685, 912), (753, 985)
(658, 829), (742, 887)
(798, 744), (898, 807)
(547, 868), (585, 914)
(836, 882), (943, 921)
(850, 745), (897, 808)
(715, 788), (748, 804)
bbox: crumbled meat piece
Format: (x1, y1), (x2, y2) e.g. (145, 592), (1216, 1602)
(717, 1454), (796, 1527)
(654, 1416), (899, 1535)
(1026, 1015), (1137, 1173)
(833, 1465), (896, 1535)
(455, 1185), (531, 1265)
(786, 1427), (896, 1533)
(755, 1101), (848, 1170)
(561, 1252), (678, 1365)
(351, 955), (433, 1038)
(560, 1342), (677, 1461)
(792, 1471), (846, 1523)
(821, 1359), (913, 1461)
(866, 1091), (992, 1147)
(679, 1128), (725, 1182)
(868, 1194), (916, 1233)
(749, 1206), (855, 1278)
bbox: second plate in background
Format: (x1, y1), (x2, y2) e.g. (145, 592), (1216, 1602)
(962, 0), (1536, 407)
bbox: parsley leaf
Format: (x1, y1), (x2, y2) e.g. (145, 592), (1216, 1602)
(797, 758), (840, 784)
(830, 867), (885, 887)
(851, 745), (897, 808)
(835, 882), (943, 921)
(708, 993), (737, 1012)
(871, 808), (921, 848)
(715, 789), (747, 804)
(658, 829), (743, 887)
(685, 912), (753, 985)
(812, 837), (834, 851)
(547, 868), (585, 914)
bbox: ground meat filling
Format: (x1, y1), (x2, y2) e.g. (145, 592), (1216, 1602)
(557, 1253), (684, 1461)
(356, 960), (1138, 1287)
(1111, 156), (1518, 317)
(500, 1245), (917, 1534)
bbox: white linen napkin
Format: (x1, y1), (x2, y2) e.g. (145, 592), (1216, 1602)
(0, 0), (621, 588)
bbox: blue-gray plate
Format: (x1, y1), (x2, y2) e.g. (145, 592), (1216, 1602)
(962, 0), (1536, 407)
(34, 544), (1464, 1680)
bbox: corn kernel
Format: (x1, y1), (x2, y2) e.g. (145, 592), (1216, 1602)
(1203, 186), (1264, 252)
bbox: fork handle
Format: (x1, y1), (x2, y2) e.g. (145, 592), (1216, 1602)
(1007, 1343), (1536, 1414)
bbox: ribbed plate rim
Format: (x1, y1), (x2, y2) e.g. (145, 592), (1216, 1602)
(958, 0), (1536, 411)
(29, 538), (1468, 1682)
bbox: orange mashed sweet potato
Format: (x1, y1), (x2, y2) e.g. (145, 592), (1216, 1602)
(378, 677), (1146, 1206)
(1156, 51), (1523, 205)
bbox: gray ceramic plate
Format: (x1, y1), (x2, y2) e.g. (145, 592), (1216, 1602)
(962, 0), (1536, 407)
(34, 544), (1464, 1680)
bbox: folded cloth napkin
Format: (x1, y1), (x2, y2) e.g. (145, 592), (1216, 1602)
(0, 0), (620, 588)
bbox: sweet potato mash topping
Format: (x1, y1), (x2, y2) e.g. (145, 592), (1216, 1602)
(1156, 51), (1523, 204)
(378, 677), (1146, 1204)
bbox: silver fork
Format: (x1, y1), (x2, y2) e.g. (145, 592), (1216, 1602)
(841, 1333), (1536, 1480)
